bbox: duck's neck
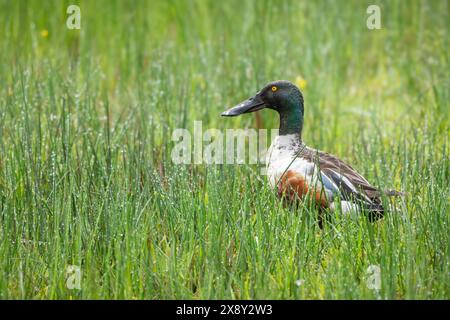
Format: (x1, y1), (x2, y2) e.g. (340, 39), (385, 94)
(278, 98), (304, 139)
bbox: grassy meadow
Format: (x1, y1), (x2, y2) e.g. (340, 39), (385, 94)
(0, 0), (448, 299)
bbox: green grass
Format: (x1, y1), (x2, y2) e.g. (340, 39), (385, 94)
(0, 0), (448, 299)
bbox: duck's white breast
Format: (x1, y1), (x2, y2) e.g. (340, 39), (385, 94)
(266, 134), (315, 188)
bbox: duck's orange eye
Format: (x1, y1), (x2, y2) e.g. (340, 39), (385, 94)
(271, 86), (277, 92)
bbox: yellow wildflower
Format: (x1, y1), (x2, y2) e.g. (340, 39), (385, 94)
(194, 74), (206, 90)
(40, 29), (49, 38)
(295, 75), (307, 90)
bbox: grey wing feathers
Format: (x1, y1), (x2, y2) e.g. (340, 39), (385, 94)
(303, 148), (385, 218)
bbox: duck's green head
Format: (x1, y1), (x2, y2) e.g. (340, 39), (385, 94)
(221, 80), (304, 135)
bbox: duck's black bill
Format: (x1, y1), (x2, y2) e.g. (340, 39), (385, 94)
(221, 94), (266, 117)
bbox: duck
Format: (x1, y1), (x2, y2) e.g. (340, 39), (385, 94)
(221, 80), (403, 224)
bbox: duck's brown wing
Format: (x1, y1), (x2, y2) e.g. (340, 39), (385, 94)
(302, 147), (384, 218)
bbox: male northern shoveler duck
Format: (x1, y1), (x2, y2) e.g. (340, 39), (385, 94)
(222, 80), (402, 224)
